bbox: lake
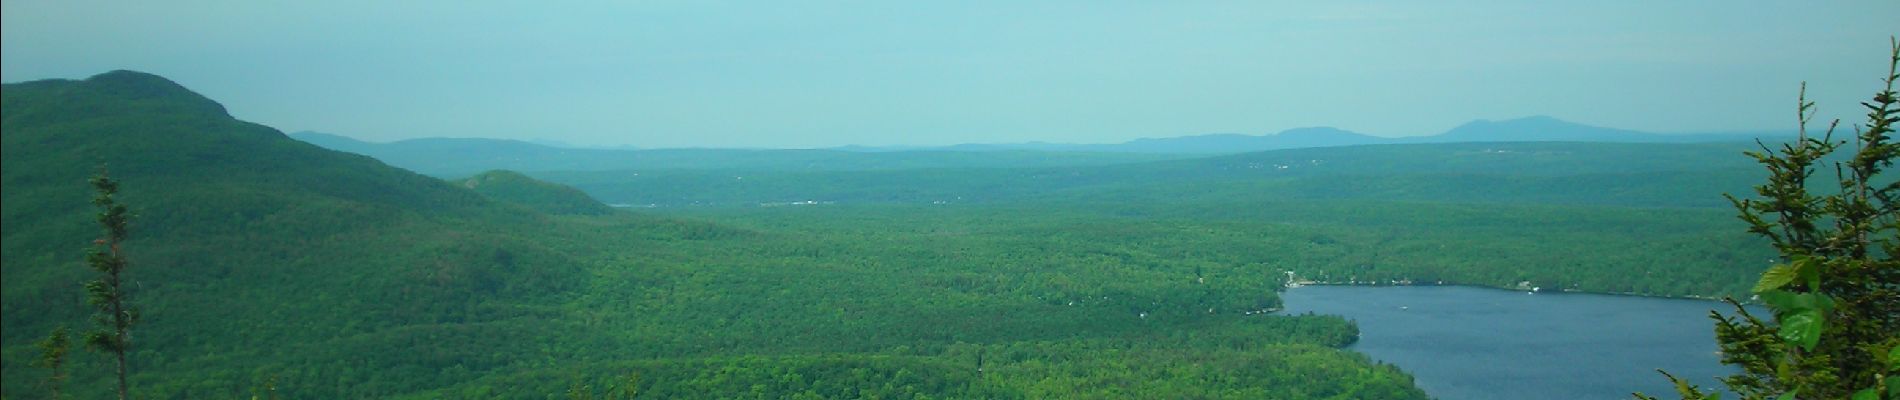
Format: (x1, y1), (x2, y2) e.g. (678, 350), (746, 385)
(1281, 285), (1752, 400)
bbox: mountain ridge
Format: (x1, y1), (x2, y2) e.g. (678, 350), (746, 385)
(459, 170), (614, 215)
(294, 116), (1793, 174)
(940, 116), (1789, 153)
(2, 71), (234, 135)
(287, 131), (1185, 176)
(1425, 115), (1657, 142)
(2, 70), (603, 398)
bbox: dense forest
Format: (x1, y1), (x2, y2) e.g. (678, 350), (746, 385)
(1, 69), (1796, 398)
(10, 0), (1896, 396)
(1, 72), (1442, 398)
(516, 141), (1768, 209)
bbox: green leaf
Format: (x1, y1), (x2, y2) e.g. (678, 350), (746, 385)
(1759, 290), (1808, 312)
(1778, 309), (1825, 351)
(1797, 257), (1822, 292)
(1776, 391), (1796, 400)
(1760, 290), (1797, 311)
(1812, 292), (1837, 313)
(1759, 290), (1836, 314)
(1889, 346), (1899, 372)
(1852, 387), (1877, 400)
(1754, 263), (1799, 293)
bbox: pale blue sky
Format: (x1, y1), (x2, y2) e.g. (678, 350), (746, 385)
(4, 1), (1896, 148)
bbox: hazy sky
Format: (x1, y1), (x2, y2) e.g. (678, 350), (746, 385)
(4, 2), (1897, 148)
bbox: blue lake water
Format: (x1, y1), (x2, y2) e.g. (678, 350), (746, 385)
(1281, 285), (1753, 400)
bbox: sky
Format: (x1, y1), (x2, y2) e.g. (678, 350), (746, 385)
(4, 2), (1897, 149)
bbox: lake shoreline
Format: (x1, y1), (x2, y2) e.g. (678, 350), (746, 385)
(1284, 281), (1753, 305)
(1280, 285), (1745, 400)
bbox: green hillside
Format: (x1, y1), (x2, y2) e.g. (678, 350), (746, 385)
(1, 71), (598, 397)
(458, 170), (614, 215)
(2, 71), (1428, 399)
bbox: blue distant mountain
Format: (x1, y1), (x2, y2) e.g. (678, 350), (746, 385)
(287, 131), (1180, 176)
(293, 116), (1795, 176)
(1410, 115), (1754, 143)
(286, 131), (380, 153)
(1428, 116), (1657, 142)
(933, 127), (1384, 154)
(1119, 127), (1387, 153)
(913, 116), (1791, 153)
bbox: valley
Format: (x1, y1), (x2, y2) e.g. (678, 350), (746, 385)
(7, 2), (1897, 398)
(0, 71), (1807, 399)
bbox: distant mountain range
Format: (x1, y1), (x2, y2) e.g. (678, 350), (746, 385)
(922, 116), (1790, 153)
(287, 132), (1184, 176)
(293, 116), (1790, 176)
(1420, 116), (1788, 144)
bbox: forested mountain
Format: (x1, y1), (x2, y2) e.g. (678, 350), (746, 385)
(1, 70), (595, 397)
(458, 170), (614, 215)
(2, 71), (1429, 399)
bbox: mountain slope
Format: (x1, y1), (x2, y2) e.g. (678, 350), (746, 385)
(283, 130), (380, 154)
(1, 71), (595, 398)
(459, 170), (614, 215)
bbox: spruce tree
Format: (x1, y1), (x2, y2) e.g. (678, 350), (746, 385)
(1640, 39), (1899, 400)
(84, 168), (137, 400)
(33, 326), (71, 400)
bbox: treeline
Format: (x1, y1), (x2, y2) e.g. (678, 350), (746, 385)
(5, 201), (1427, 399)
(665, 199), (1771, 300)
(403, 317), (1404, 400)
(4, 171), (1762, 398)
(530, 141), (1774, 209)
